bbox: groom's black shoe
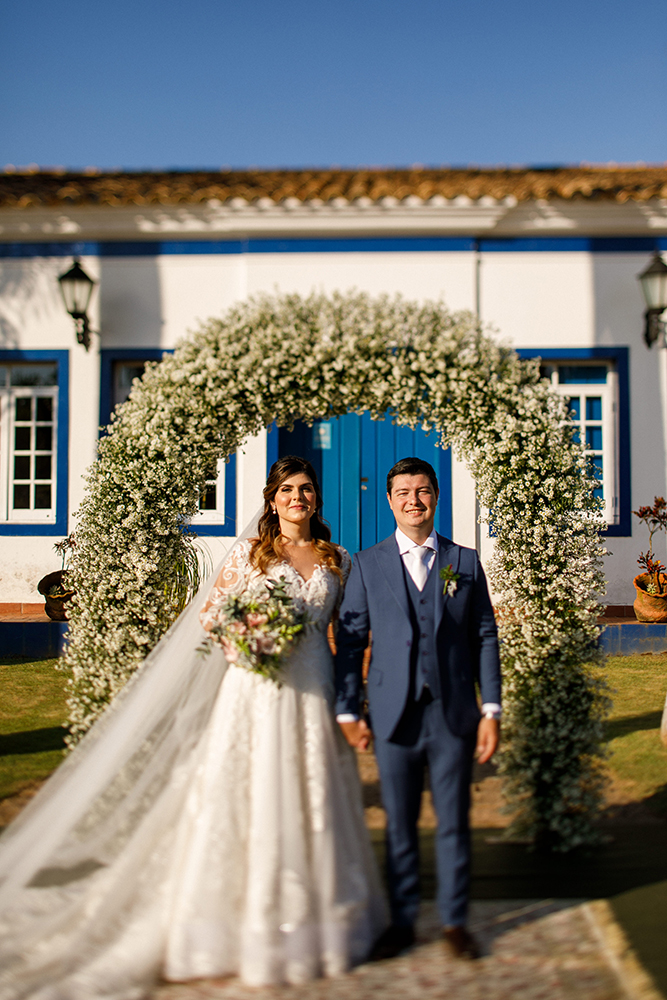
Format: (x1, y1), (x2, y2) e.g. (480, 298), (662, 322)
(370, 924), (415, 960)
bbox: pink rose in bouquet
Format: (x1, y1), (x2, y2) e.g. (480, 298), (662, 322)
(202, 576), (309, 685)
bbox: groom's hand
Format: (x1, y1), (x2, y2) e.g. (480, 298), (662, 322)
(339, 718), (372, 751)
(476, 717), (499, 764)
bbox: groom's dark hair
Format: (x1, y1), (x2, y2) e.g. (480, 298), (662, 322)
(387, 457), (439, 496)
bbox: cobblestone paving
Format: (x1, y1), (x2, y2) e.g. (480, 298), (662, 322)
(152, 899), (630, 1000)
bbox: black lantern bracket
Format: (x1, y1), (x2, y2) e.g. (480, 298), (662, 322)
(638, 253), (667, 348)
(644, 308), (667, 349)
(57, 258), (98, 351)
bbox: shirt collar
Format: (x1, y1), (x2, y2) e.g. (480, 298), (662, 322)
(395, 526), (438, 555)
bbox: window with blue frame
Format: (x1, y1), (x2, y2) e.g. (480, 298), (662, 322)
(100, 350), (236, 536)
(1, 362), (58, 523)
(541, 362), (618, 526)
(0, 353), (68, 534)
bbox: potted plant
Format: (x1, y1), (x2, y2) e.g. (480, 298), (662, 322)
(38, 535), (75, 622)
(633, 498), (667, 622)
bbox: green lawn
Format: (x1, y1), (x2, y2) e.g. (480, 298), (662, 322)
(0, 658), (70, 799)
(602, 653), (667, 814)
(1, 653), (666, 813)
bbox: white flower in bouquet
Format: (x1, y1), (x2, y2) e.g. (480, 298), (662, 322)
(203, 576), (309, 685)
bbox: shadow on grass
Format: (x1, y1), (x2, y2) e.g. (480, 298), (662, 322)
(605, 711), (663, 740)
(611, 879), (667, 997)
(0, 657), (59, 666)
(370, 824), (667, 901)
(602, 783), (667, 821)
(0, 727), (67, 756)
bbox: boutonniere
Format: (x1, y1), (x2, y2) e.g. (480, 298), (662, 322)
(440, 564), (460, 597)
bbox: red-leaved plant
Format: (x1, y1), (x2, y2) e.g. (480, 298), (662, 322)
(633, 497), (667, 596)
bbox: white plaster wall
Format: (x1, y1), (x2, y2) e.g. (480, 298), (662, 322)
(0, 257), (91, 350)
(480, 252), (594, 347)
(67, 336), (101, 524)
(0, 536), (64, 602)
(159, 257), (248, 347)
(244, 251), (476, 312)
(450, 451), (477, 551)
(97, 256), (247, 349)
(95, 251), (477, 349)
(1, 246), (657, 604)
(94, 252), (479, 352)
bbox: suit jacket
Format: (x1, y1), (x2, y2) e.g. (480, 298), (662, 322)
(334, 533), (501, 741)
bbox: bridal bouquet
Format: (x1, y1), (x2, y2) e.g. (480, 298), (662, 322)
(203, 577), (309, 684)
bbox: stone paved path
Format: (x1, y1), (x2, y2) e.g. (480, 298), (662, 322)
(152, 898), (655, 1000)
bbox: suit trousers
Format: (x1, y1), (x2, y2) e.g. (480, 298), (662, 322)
(373, 693), (475, 928)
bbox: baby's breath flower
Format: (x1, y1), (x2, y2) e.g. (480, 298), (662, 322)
(63, 291), (607, 850)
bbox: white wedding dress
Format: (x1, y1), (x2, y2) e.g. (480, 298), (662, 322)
(0, 541), (387, 999)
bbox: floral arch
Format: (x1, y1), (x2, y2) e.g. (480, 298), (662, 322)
(65, 291), (607, 850)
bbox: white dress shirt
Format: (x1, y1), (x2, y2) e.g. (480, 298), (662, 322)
(395, 526), (437, 588)
(336, 528), (501, 722)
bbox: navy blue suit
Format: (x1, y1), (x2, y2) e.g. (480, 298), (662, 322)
(334, 532), (500, 927)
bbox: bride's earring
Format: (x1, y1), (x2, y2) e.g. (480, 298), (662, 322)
(271, 505), (277, 514)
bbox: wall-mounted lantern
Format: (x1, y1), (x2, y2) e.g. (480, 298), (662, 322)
(638, 252), (667, 348)
(57, 258), (97, 351)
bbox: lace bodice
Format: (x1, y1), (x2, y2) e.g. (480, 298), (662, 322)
(201, 540), (351, 634)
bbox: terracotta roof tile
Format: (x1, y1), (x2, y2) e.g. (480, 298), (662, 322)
(1, 166), (667, 209)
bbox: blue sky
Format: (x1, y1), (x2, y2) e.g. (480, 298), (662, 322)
(1, 0), (665, 171)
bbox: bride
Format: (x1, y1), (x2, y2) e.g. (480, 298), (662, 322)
(0, 455), (387, 998)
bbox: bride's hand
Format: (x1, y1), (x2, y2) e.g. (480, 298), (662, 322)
(338, 717), (371, 751)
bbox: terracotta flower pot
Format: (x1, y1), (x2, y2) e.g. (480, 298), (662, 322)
(38, 570), (74, 622)
(633, 573), (667, 623)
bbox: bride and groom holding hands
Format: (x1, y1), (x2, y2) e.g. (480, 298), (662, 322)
(0, 452), (501, 997)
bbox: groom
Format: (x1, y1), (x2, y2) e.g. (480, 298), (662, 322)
(334, 457), (501, 960)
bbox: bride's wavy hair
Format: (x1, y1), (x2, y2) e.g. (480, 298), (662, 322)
(250, 455), (343, 578)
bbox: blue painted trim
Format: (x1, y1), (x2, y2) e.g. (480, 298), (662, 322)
(224, 452), (237, 534)
(339, 414), (362, 555)
(599, 621), (667, 656)
(0, 242), (102, 258)
(245, 237), (476, 254)
(438, 446), (452, 538)
(266, 421), (279, 475)
(517, 347), (630, 537)
(5, 235), (664, 258)
(0, 237), (476, 257)
(0, 349), (69, 536)
(479, 237), (667, 253)
(0, 621), (68, 658)
(195, 452), (237, 537)
(99, 348), (172, 429)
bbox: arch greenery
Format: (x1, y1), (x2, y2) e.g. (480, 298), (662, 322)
(64, 291), (608, 850)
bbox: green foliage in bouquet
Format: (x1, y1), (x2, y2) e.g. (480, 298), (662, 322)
(202, 576), (309, 685)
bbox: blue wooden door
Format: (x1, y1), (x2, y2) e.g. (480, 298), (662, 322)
(276, 414), (451, 555)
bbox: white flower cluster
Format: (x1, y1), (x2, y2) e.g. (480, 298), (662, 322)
(202, 575), (310, 685)
(62, 291), (608, 850)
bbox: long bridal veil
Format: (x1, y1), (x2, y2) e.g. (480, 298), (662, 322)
(0, 512), (261, 988)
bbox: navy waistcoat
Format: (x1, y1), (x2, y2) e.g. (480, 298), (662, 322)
(402, 559), (442, 701)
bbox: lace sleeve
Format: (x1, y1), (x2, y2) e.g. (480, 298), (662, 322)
(199, 541), (252, 630)
(333, 546), (352, 621)
(339, 547), (352, 586)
